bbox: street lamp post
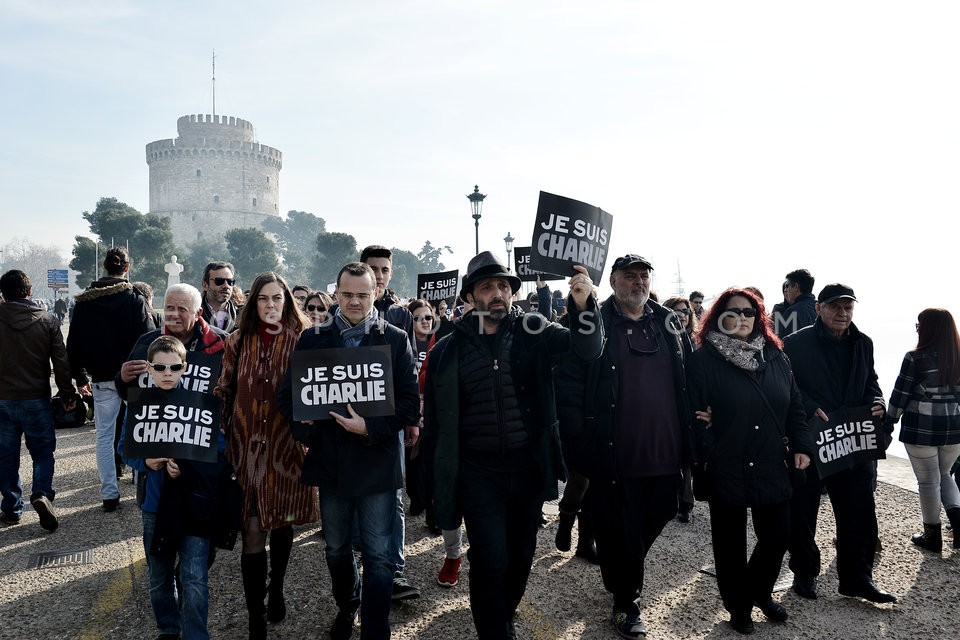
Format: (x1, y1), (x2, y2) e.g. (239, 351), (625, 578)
(503, 231), (515, 273)
(467, 185), (486, 255)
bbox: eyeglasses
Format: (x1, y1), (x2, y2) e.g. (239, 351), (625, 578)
(413, 315), (434, 322)
(338, 292), (372, 301)
(210, 277), (235, 286)
(148, 363), (185, 372)
(782, 282), (792, 291)
(306, 304), (326, 312)
(674, 307), (690, 314)
(725, 307), (757, 318)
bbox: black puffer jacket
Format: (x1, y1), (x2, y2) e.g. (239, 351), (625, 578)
(67, 277), (156, 382)
(687, 342), (812, 506)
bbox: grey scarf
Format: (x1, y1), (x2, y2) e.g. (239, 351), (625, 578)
(706, 331), (765, 371)
(334, 306), (381, 347)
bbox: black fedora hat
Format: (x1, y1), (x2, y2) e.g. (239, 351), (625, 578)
(460, 251), (521, 300)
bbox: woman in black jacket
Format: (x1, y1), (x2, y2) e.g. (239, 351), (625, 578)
(688, 288), (812, 635)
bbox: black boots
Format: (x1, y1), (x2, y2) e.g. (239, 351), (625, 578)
(268, 526), (294, 623)
(555, 512), (575, 552)
(911, 522), (943, 553)
(947, 508), (960, 549)
(241, 551), (268, 639)
(574, 512), (600, 564)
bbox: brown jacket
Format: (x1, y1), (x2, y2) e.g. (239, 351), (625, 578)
(0, 300), (83, 400)
(216, 326), (318, 530)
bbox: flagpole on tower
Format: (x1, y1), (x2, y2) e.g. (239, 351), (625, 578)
(212, 50), (216, 117)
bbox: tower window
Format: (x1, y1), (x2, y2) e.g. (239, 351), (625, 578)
(196, 169), (201, 177)
(253, 197), (257, 207)
(266, 176), (270, 184)
(214, 195), (220, 204)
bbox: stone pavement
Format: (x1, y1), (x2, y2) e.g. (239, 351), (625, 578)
(1, 425), (958, 640)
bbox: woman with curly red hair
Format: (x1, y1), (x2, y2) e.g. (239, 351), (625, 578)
(688, 287), (813, 634)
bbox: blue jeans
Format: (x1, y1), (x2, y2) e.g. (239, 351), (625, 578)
(320, 490), (395, 640)
(92, 382), (121, 500)
(142, 511), (211, 639)
(0, 398), (57, 517)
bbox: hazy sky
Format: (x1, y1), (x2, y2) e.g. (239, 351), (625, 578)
(2, 1), (958, 418)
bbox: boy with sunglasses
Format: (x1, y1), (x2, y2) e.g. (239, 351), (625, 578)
(119, 335), (223, 639)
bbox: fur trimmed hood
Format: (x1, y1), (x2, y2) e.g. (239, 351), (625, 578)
(74, 278), (134, 303)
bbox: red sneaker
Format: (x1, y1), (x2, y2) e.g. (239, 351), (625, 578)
(437, 557), (462, 587)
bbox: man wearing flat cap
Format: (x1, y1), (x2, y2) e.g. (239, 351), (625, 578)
(423, 251), (603, 640)
(554, 254), (691, 639)
(783, 284), (896, 604)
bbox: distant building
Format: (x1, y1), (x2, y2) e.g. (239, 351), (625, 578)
(146, 114), (282, 248)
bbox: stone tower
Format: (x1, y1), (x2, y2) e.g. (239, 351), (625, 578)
(146, 114), (282, 248)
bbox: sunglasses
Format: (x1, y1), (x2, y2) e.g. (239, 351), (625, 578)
(413, 315), (434, 322)
(210, 277), (235, 286)
(725, 307), (757, 318)
(674, 307), (690, 314)
(149, 363), (185, 372)
(306, 304), (327, 312)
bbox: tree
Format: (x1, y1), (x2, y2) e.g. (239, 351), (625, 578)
(263, 210), (326, 287)
(3, 237), (69, 300)
(184, 235), (229, 288)
(313, 231), (358, 290)
(225, 228), (279, 289)
(417, 240), (453, 273)
(69, 236), (98, 289)
(387, 248), (423, 298)
(70, 197), (182, 293)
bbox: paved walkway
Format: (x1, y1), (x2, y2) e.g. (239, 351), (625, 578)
(1, 425), (957, 640)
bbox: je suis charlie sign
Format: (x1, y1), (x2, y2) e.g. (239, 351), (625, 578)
(123, 388), (222, 463)
(811, 405), (885, 479)
(136, 351), (222, 395)
(417, 270), (458, 307)
(290, 345), (395, 421)
(529, 191), (613, 284)
(513, 247), (564, 282)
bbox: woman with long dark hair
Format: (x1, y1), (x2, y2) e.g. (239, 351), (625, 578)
(215, 272), (318, 639)
(688, 288), (812, 634)
(887, 308), (960, 551)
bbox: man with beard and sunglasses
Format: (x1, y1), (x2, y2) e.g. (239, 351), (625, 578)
(200, 261), (240, 332)
(554, 254), (691, 639)
(424, 251), (603, 640)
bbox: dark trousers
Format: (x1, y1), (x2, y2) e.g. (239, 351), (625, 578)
(709, 500), (790, 615)
(788, 461), (878, 588)
(588, 474), (678, 614)
(460, 450), (543, 640)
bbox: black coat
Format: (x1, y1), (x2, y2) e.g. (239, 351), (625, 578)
(554, 296), (691, 482)
(687, 342), (812, 506)
(67, 278), (156, 382)
(782, 318), (884, 417)
(278, 319), (420, 497)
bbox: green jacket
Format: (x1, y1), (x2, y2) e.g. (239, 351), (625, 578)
(423, 298), (604, 530)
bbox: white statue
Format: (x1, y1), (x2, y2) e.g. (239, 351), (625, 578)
(164, 255), (184, 288)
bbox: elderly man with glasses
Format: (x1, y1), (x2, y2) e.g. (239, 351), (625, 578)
(555, 254), (692, 640)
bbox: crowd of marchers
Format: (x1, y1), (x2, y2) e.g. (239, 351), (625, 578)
(2, 249), (960, 640)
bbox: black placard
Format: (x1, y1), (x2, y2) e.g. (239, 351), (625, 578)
(811, 405), (885, 479)
(513, 247), (564, 282)
(529, 191), (613, 283)
(123, 388), (222, 463)
(417, 270), (459, 307)
(135, 351), (222, 395)
(290, 345), (395, 421)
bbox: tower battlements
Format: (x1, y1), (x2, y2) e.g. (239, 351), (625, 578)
(146, 113), (282, 248)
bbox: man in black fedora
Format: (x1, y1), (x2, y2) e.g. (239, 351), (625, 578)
(423, 251), (603, 640)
